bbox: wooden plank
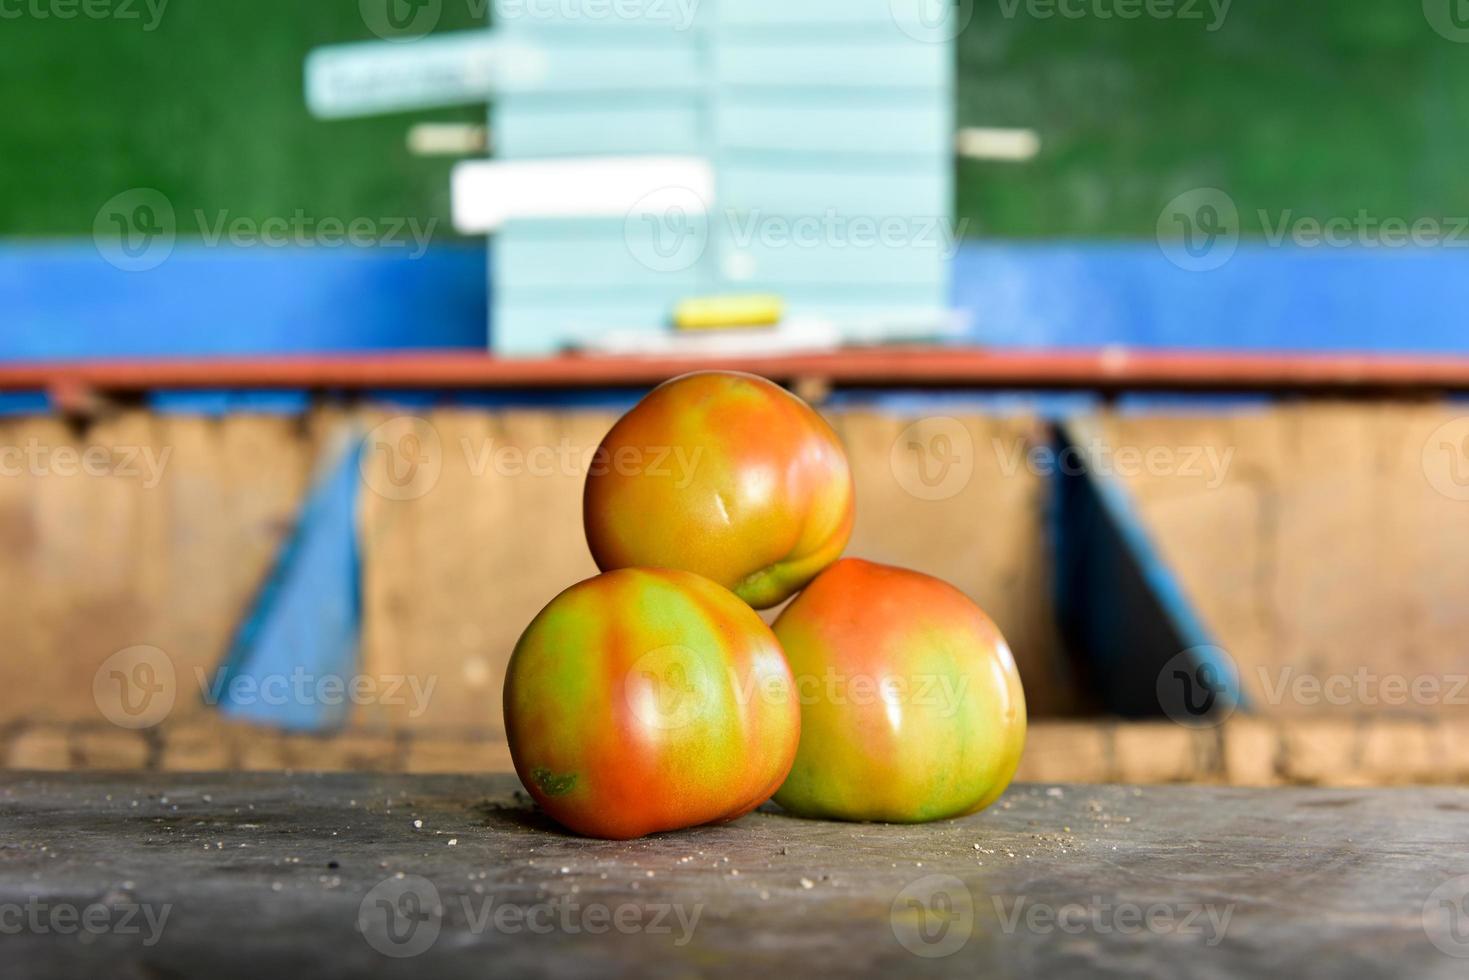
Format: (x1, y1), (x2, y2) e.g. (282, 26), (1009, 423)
(10, 349), (1469, 396)
(1099, 402), (1469, 718)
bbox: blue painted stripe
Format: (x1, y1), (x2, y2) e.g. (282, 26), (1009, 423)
(955, 242), (1469, 354)
(5, 241), (1469, 364)
(1, 243), (488, 362)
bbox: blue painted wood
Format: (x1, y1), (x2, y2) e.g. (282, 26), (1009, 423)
(954, 242), (1469, 354)
(10, 243), (1469, 363)
(214, 433), (363, 732)
(1052, 419), (1245, 721)
(0, 243), (487, 362)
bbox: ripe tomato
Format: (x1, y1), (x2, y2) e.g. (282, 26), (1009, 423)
(772, 559), (1027, 823)
(505, 568), (800, 839)
(584, 372), (854, 609)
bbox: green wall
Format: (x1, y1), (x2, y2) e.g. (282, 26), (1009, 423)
(2, 0), (1464, 238)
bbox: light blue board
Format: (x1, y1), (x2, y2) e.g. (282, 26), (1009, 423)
(713, 220), (951, 286)
(720, 0), (959, 30)
(493, 2), (714, 37)
(716, 98), (950, 157)
(487, 0), (954, 353)
(492, 41), (707, 95)
(715, 41), (949, 89)
(717, 163), (950, 218)
(495, 219), (712, 290)
(493, 99), (706, 157)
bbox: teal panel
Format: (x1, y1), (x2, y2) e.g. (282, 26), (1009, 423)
(493, 0), (712, 36)
(776, 291), (952, 324)
(716, 40), (949, 90)
(494, 97), (706, 156)
(719, 0), (959, 31)
(493, 40), (707, 94)
(718, 161), (951, 217)
(713, 218), (951, 287)
(495, 217), (712, 290)
(494, 300), (682, 355)
(717, 97), (949, 157)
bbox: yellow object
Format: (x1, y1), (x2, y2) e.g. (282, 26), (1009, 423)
(673, 295), (784, 330)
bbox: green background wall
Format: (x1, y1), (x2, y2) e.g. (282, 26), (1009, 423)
(2, 0), (1464, 238)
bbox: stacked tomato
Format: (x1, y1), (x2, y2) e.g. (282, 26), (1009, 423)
(504, 372), (1027, 839)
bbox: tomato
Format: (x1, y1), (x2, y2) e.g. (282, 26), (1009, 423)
(771, 559), (1027, 823)
(583, 372), (854, 609)
(504, 568), (800, 840)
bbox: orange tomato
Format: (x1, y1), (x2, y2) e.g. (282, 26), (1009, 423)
(772, 559), (1027, 823)
(584, 372), (854, 609)
(504, 568), (801, 839)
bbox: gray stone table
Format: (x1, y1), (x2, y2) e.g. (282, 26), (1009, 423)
(2, 772), (1467, 979)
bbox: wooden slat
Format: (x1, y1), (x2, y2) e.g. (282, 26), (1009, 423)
(9, 349), (1469, 403)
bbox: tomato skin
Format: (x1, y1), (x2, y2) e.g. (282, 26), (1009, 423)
(584, 372), (854, 610)
(772, 559), (1027, 823)
(505, 568), (800, 840)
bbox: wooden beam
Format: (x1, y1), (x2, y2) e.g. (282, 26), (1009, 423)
(2, 347), (1468, 397)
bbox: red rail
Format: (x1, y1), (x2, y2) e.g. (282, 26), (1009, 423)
(3, 348), (1468, 406)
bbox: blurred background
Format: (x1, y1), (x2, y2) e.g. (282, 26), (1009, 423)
(2, 0), (1467, 785)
